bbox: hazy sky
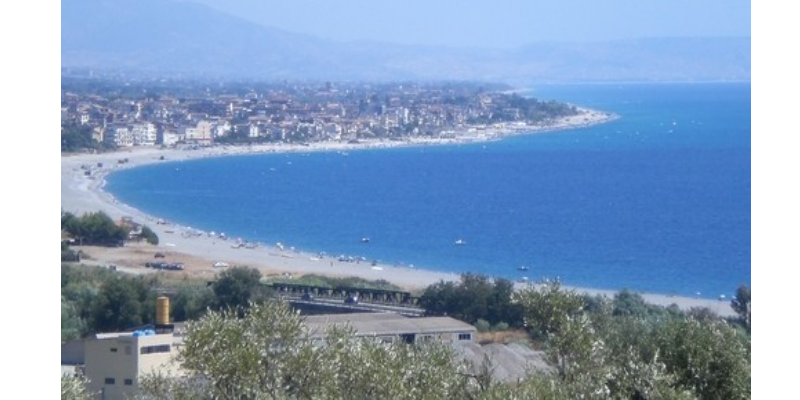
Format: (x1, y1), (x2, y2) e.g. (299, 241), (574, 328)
(190, 0), (751, 48)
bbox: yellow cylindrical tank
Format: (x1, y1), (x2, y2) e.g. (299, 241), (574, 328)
(156, 296), (170, 325)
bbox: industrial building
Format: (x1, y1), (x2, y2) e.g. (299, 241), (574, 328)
(77, 296), (183, 399)
(303, 312), (477, 345)
(83, 330), (182, 399)
(64, 298), (477, 399)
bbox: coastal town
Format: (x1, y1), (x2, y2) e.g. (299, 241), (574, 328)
(61, 78), (750, 400)
(55, 0), (753, 395)
(61, 79), (596, 149)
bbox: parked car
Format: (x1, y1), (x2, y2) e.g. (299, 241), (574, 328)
(302, 293), (315, 301)
(165, 263), (184, 271)
(154, 252), (166, 258)
(344, 296), (359, 304)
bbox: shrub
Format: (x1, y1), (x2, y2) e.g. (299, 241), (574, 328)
(475, 318), (491, 332)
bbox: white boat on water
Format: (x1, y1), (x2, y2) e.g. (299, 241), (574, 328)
(454, 239), (466, 246)
(518, 265), (529, 271)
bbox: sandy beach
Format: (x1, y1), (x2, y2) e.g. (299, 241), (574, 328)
(60, 110), (737, 318)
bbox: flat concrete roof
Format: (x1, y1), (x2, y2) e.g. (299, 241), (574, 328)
(303, 313), (476, 337)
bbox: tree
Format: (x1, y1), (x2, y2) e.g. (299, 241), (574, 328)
(210, 266), (270, 313)
(62, 296), (86, 341)
(61, 211), (129, 246)
(61, 211), (80, 233)
(61, 241), (82, 262)
(139, 225), (159, 245)
(513, 279), (586, 339)
(170, 284), (215, 322)
(61, 375), (92, 400)
(654, 317), (751, 399)
(132, 282), (751, 399)
(419, 273), (522, 327)
(138, 300), (479, 399)
(512, 280), (747, 399)
(62, 264), (116, 335)
(612, 289), (650, 318)
(61, 122), (101, 153)
(730, 284), (751, 333)
(91, 276), (156, 332)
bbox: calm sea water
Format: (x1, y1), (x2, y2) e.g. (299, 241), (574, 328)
(105, 83), (751, 299)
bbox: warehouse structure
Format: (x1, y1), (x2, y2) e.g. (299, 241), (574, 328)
(66, 298), (477, 399)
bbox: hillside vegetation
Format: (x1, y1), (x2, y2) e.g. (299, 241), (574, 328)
(63, 264), (750, 398)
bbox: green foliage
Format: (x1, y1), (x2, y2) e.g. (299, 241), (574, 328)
(265, 273), (402, 291)
(62, 238), (82, 262)
(91, 275), (157, 332)
(61, 211), (128, 247)
(61, 122), (115, 153)
(61, 264), (266, 335)
(419, 273), (523, 326)
(169, 284), (215, 322)
(211, 266), (271, 313)
(492, 321), (510, 331)
(60, 262), (289, 335)
(655, 317), (751, 399)
(613, 289), (650, 317)
(545, 313), (609, 382)
(62, 264), (116, 289)
(475, 318), (491, 332)
(138, 300), (478, 399)
(178, 300), (306, 397)
(133, 281), (751, 399)
(467, 94), (579, 125)
(61, 247), (82, 262)
(61, 265), (115, 337)
(61, 375), (92, 400)
(61, 295), (86, 341)
(139, 225), (159, 245)
(512, 279), (586, 339)
(730, 284), (751, 333)
(687, 306), (725, 323)
(513, 280), (750, 399)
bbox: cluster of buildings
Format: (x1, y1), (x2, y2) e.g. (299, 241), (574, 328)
(61, 81), (575, 148)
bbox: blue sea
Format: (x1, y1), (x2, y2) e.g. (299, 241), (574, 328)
(105, 83), (751, 299)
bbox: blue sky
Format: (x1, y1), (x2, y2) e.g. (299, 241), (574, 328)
(190, 0), (751, 48)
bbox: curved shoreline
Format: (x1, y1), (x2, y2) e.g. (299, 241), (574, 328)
(60, 109), (737, 317)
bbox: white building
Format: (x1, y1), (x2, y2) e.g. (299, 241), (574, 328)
(180, 120), (214, 145)
(104, 125), (133, 147)
(83, 331), (182, 399)
(130, 122), (158, 146)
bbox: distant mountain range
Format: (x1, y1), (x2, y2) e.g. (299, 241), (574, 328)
(62, 0), (750, 84)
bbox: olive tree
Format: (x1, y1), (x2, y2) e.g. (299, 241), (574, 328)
(210, 266), (270, 313)
(730, 284), (751, 333)
(654, 317), (751, 399)
(512, 279), (586, 339)
(61, 375), (92, 400)
(137, 300), (481, 399)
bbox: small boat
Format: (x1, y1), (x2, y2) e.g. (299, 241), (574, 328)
(454, 239), (466, 246)
(518, 265), (529, 271)
(360, 237), (370, 244)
